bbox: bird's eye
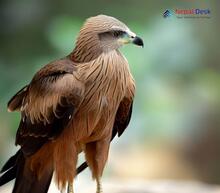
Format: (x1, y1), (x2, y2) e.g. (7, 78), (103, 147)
(113, 30), (125, 38)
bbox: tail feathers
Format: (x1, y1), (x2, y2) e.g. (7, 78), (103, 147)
(1, 150), (20, 173)
(0, 150), (53, 193)
(0, 150), (21, 186)
(12, 153), (53, 193)
(0, 165), (17, 186)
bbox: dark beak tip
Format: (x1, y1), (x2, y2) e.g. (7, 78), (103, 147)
(133, 36), (144, 47)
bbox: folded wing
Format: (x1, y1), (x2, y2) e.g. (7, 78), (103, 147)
(9, 59), (84, 156)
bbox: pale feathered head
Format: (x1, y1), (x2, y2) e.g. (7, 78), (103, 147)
(72, 15), (143, 63)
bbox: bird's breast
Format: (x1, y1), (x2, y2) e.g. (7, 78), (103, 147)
(71, 51), (131, 142)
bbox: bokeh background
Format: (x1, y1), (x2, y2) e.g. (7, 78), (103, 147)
(0, 0), (220, 192)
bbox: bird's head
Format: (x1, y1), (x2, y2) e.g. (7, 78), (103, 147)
(72, 15), (143, 62)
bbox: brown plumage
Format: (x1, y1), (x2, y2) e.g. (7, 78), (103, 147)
(0, 15), (143, 193)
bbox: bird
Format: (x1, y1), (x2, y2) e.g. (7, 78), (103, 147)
(0, 14), (143, 193)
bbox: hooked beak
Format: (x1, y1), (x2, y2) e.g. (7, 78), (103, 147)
(118, 29), (144, 47)
(132, 36), (144, 47)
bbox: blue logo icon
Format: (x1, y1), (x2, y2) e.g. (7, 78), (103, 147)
(163, 10), (172, 18)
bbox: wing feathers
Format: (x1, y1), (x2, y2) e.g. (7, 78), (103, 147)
(114, 99), (133, 137)
(7, 86), (28, 112)
(13, 59), (84, 156)
(17, 97), (76, 156)
(24, 72), (81, 124)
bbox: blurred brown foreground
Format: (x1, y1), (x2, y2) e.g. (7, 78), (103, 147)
(1, 178), (220, 193)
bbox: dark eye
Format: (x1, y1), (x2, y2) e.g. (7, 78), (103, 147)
(113, 30), (126, 38)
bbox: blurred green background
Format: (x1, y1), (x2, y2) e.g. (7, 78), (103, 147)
(0, 0), (220, 187)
